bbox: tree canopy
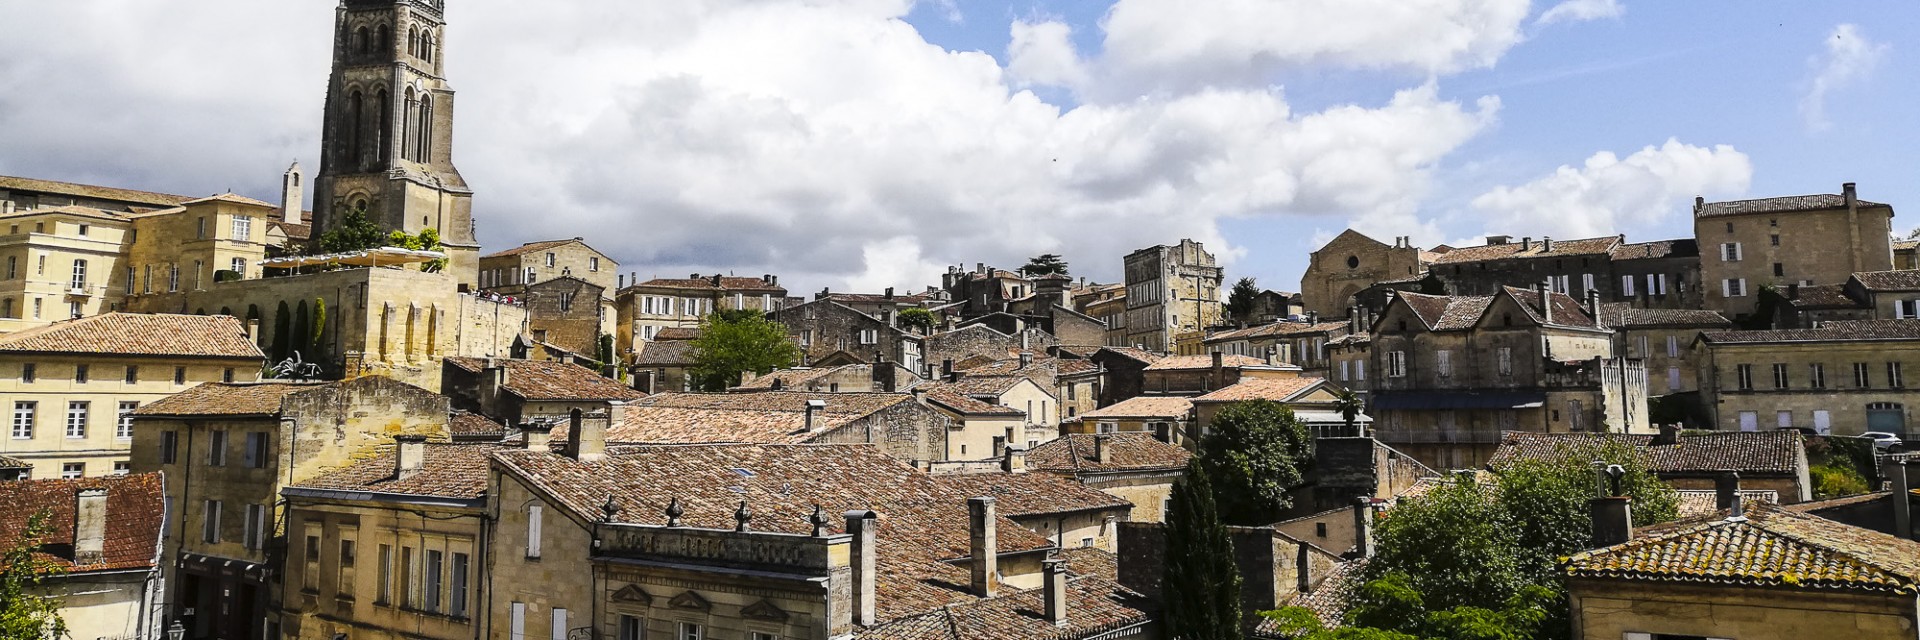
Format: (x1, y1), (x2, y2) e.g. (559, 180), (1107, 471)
(1225, 277), (1260, 322)
(1162, 458), (1243, 640)
(897, 307), (936, 334)
(0, 510), (67, 639)
(689, 310), (801, 391)
(1020, 253), (1070, 277)
(312, 207), (387, 254)
(1196, 400), (1312, 525)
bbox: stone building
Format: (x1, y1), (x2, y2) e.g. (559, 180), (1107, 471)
(1365, 286), (1650, 469)
(477, 238), (616, 297)
(1598, 304), (1731, 396)
(1485, 430), (1812, 503)
(923, 323), (1058, 370)
(737, 363), (923, 393)
(1299, 230), (1427, 320)
(919, 375), (1060, 449)
(816, 288), (942, 328)
(1190, 376), (1361, 437)
(939, 263), (1035, 317)
(1697, 320), (1920, 436)
(631, 332), (698, 393)
(774, 299), (925, 373)
(917, 386), (1029, 460)
(129, 375), (453, 640)
(1081, 287), (1128, 347)
(1140, 352), (1289, 397)
(277, 439), (500, 640)
(1785, 270), (1920, 328)
(0, 313), (264, 479)
(1695, 184), (1895, 319)
(519, 276), (610, 360)
(1201, 320), (1350, 378)
(1123, 239), (1223, 353)
(957, 353), (1104, 422)
(0, 473), (165, 640)
(1089, 347), (1160, 407)
(1607, 238), (1706, 310)
(1564, 503), (1920, 639)
(1067, 397), (1195, 445)
(931, 468), (1133, 552)
(598, 391), (959, 464)
(614, 274), (786, 355)
(1425, 235), (1626, 299)
(1027, 433), (1191, 524)
(487, 439), (1155, 640)
(309, 0), (480, 287)
(440, 357), (643, 426)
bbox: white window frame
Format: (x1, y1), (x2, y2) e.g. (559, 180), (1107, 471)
(1388, 351), (1407, 378)
(1666, 366), (1681, 392)
(1621, 275), (1636, 297)
(1723, 278), (1746, 298)
(65, 401), (86, 439)
(1497, 347), (1513, 377)
(1666, 335), (1679, 358)
(527, 504), (544, 558)
(231, 215), (251, 240)
(511, 602), (527, 640)
(13, 402), (35, 440)
(203, 499), (222, 543)
(1355, 360), (1366, 381)
(1581, 273), (1595, 294)
(1721, 242), (1743, 262)
(1435, 350), (1451, 378)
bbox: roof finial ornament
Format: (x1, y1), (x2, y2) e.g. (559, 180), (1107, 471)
(601, 494), (621, 523)
(735, 500), (753, 532)
(809, 503), (829, 537)
(664, 497), (684, 527)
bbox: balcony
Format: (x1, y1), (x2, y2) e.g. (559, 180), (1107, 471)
(65, 284), (89, 297)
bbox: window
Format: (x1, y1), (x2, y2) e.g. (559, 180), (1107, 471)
(378, 544), (394, 604)
(1635, 336), (1649, 358)
(1809, 363), (1826, 389)
(3, 257), (11, 279)
(1855, 362), (1872, 388)
(1355, 360), (1365, 381)
(1773, 262), (1784, 277)
(1720, 242), (1742, 261)
(425, 550), (444, 612)
(1778, 410), (1793, 428)
(1666, 336), (1679, 358)
(1737, 411), (1758, 432)
(208, 430), (227, 466)
(142, 265), (151, 293)
(451, 552), (470, 617)
(400, 546), (414, 608)
(859, 329), (878, 345)
(1667, 366), (1681, 392)
(223, 368), (234, 383)
(168, 264), (178, 292)
(30, 298), (38, 320)
(125, 267), (135, 294)
(231, 215), (251, 239)
(1735, 364), (1753, 391)
(195, 217), (207, 239)
(1814, 410), (1833, 435)
(1771, 233), (1780, 246)
(1771, 363), (1789, 390)
(202, 500), (222, 543)
(113, 461), (129, 475)
(65, 401), (87, 438)
(21, 363), (34, 383)
(511, 602), (526, 640)
(1436, 350), (1452, 378)
(1581, 273), (1595, 293)
(160, 431), (178, 464)
(679, 623), (704, 640)
(552, 608), (569, 640)
(619, 616), (644, 640)
(174, 366), (186, 385)
(1650, 273), (1669, 296)
(67, 300), (80, 319)
(1497, 348), (1513, 377)
(73, 364), (88, 384)
(56, 462), (81, 479)
(589, 257), (600, 272)
(1388, 351), (1407, 378)
(545, 252), (556, 267)
(231, 257), (246, 278)
(70, 259), (86, 290)
(1900, 300), (1920, 319)
(1340, 360), (1350, 381)
(244, 504), (267, 550)
(1722, 278), (1746, 297)
(1890, 362), (1905, 389)
(527, 504), (543, 558)
(1621, 275), (1636, 297)
(243, 432), (268, 468)
(341, 539), (357, 567)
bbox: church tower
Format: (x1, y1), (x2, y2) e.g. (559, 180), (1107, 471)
(311, 0), (479, 286)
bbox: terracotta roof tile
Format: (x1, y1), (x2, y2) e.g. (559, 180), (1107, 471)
(929, 376), (1030, 397)
(293, 442), (503, 500)
(1786, 283), (1864, 310)
(1076, 396), (1192, 421)
(627, 276), (785, 293)
(653, 327), (703, 341)
(1430, 235), (1621, 264)
(0, 473), (164, 572)
(1094, 347), (1162, 364)
(1256, 558), (1368, 634)
(1852, 270), (1920, 291)
(0, 175), (193, 207)
(1702, 319), (1920, 344)
(931, 472), (1130, 517)
(735, 365), (861, 391)
(445, 357), (643, 402)
(0, 313), (264, 359)
(1143, 354), (1268, 371)
(633, 340), (698, 366)
(1565, 503), (1920, 593)
(449, 411), (506, 438)
(1597, 303), (1731, 328)
(603, 392), (916, 444)
(859, 574), (1155, 640)
(1675, 489), (1778, 519)
(1486, 431), (1804, 476)
(921, 389), (1025, 417)
(481, 238), (594, 259)
(1609, 238), (1699, 260)
(1026, 433), (1191, 473)
(180, 192), (275, 208)
(1696, 194), (1889, 219)
(133, 381), (322, 417)
(1191, 377), (1324, 403)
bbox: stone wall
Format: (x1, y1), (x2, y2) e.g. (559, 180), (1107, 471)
(1568, 579), (1916, 640)
(522, 277), (605, 358)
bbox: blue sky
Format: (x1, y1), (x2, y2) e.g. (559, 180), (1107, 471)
(0, 1), (1913, 296)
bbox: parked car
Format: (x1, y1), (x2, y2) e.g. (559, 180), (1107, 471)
(1861, 431), (1904, 451)
(1776, 426), (1819, 437)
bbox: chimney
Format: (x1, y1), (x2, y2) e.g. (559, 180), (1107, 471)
(845, 509), (879, 626)
(1211, 350), (1224, 383)
(1002, 444), (1026, 473)
(1094, 433), (1113, 464)
(1844, 182), (1858, 209)
(524, 422), (551, 451)
(1295, 543), (1313, 593)
(976, 262), (986, 275)
(1891, 461), (1912, 540)
(710, 274), (723, 287)
(942, 359), (954, 378)
(1306, 310), (1318, 325)
(73, 487), (108, 566)
(246, 318), (261, 342)
(1694, 195), (1705, 214)
(563, 406), (612, 462)
(1714, 471), (1742, 512)
(618, 274), (625, 288)
(1542, 236), (1554, 252)
(1590, 496), (1633, 547)
(1653, 423), (1680, 446)
(1019, 352), (1033, 368)
(1351, 497), (1374, 558)
(395, 434), (427, 480)
(968, 497), (999, 597)
(764, 274), (778, 287)
(1537, 280), (1553, 324)
(1788, 283), (1801, 300)
(1521, 236), (1531, 251)
(280, 162), (303, 226)
(1586, 289), (1602, 325)
(1043, 556), (1068, 627)
(804, 399), (827, 431)
(884, 287), (895, 299)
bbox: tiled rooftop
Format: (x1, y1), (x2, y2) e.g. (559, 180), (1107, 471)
(1786, 283), (1863, 309)
(1076, 396), (1192, 421)
(931, 471), (1131, 518)
(858, 573), (1155, 640)
(626, 275), (784, 292)
(1143, 354), (1269, 371)
(481, 238), (591, 259)
(1565, 503), (1920, 594)
(0, 313), (264, 359)
(1696, 193), (1889, 219)
(1852, 269), (1920, 291)
(449, 411), (507, 438)
(1597, 303), (1732, 328)
(921, 388), (1025, 417)
(133, 381), (322, 417)
(294, 442), (505, 500)
(1486, 431), (1804, 476)
(445, 357), (643, 402)
(1094, 347), (1162, 364)
(1026, 433), (1192, 474)
(603, 392), (915, 444)
(1702, 319), (1920, 344)
(1191, 377), (1324, 403)
(1609, 238), (1699, 260)
(1675, 489), (1778, 519)
(735, 365), (861, 390)
(633, 339), (698, 366)
(1429, 235), (1621, 264)
(0, 473), (164, 572)
(0, 174), (194, 207)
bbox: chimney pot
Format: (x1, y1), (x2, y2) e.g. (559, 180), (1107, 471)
(845, 509), (879, 626)
(1352, 496), (1374, 558)
(1590, 496), (1634, 547)
(804, 399), (827, 431)
(968, 497), (999, 597)
(1537, 280), (1554, 324)
(395, 434), (427, 479)
(1695, 195), (1705, 212)
(563, 406), (613, 462)
(1043, 556), (1068, 627)
(1844, 182), (1859, 207)
(72, 487), (108, 566)
(1522, 236), (1531, 251)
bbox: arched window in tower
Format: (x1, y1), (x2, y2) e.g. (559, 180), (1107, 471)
(422, 31), (436, 65)
(376, 89), (392, 163)
(346, 90), (364, 169)
(402, 88), (418, 161)
(354, 26), (370, 55)
(417, 96), (434, 163)
(408, 26), (420, 58)
(377, 25), (392, 54)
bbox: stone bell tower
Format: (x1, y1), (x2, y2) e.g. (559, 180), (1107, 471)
(311, 0), (478, 287)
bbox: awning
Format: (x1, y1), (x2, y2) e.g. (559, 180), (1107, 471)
(1369, 390), (1547, 411)
(1293, 409), (1373, 425)
(258, 246), (446, 269)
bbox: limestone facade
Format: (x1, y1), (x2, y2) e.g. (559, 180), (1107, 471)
(773, 299), (925, 373)
(1698, 320), (1920, 436)
(614, 274), (786, 357)
(520, 276), (609, 360)
(477, 238), (616, 297)
(1299, 230), (1424, 320)
(1695, 184), (1895, 319)
(1123, 239), (1223, 353)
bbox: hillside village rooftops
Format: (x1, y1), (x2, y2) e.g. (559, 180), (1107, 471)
(445, 357), (643, 402)
(132, 381), (324, 417)
(622, 274), (784, 293)
(480, 237), (598, 259)
(0, 312), (265, 359)
(1190, 376), (1326, 403)
(600, 391), (916, 444)
(290, 442), (504, 502)
(931, 471), (1130, 517)
(1609, 238), (1699, 260)
(735, 365), (864, 391)
(0, 174), (195, 207)
(1564, 503), (1920, 594)
(1486, 430), (1805, 477)
(1853, 269), (1920, 291)
(1695, 193), (1890, 218)
(1143, 353), (1270, 371)
(1701, 319), (1920, 345)
(1428, 235), (1621, 264)
(0, 473), (165, 573)
(633, 339), (697, 367)
(920, 388), (1026, 417)
(1077, 396), (1193, 421)
(1596, 303), (1732, 328)
(1026, 433), (1192, 474)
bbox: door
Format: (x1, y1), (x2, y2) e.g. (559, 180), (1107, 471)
(1737, 411), (1758, 432)
(1868, 403), (1905, 434)
(1814, 410), (1832, 435)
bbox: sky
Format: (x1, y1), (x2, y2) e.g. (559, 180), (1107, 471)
(1, 1), (1914, 298)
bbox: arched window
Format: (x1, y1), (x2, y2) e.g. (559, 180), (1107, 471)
(417, 96), (433, 163)
(354, 26), (370, 55)
(409, 26), (420, 57)
(422, 31), (435, 64)
(376, 89), (392, 162)
(376, 25), (392, 53)
(346, 91), (364, 169)
(403, 89), (418, 161)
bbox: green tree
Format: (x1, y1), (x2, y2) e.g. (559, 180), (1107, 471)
(311, 298), (328, 360)
(1019, 253), (1070, 277)
(387, 228), (447, 271)
(1162, 458), (1242, 640)
(897, 307), (936, 334)
(597, 334), (617, 369)
(1196, 400), (1312, 525)
(271, 300), (292, 363)
(313, 206), (387, 254)
(1333, 388), (1365, 435)
(689, 311), (801, 391)
(291, 300), (311, 362)
(1225, 277), (1260, 322)
(0, 510), (69, 639)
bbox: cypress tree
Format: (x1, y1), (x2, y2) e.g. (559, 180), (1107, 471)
(291, 300), (311, 362)
(311, 298), (327, 359)
(271, 300), (292, 363)
(1162, 458), (1243, 640)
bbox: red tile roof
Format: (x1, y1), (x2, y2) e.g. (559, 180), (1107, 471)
(1143, 354), (1268, 371)
(132, 381), (322, 417)
(0, 473), (164, 573)
(1428, 235), (1621, 264)
(1597, 303), (1731, 328)
(1696, 193), (1890, 219)
(932, 472), (1131, 518)
(1191, 377), (1325, 403)
(859, 573), (1155, 640)
(0, 313), (264, 359)
(481, 238), (597, 259)
(1565, 503), (1920, 593)
(445, 357), (644, 402)
(293, 442), (504, 501)
(604, 392), (916, 444)
(1701, 319), (1920, 344)
(0, 175), (194, 207)
(1076, 396), (1192, 421)
(922, 389), (1026, 417)
(1486, 431), (1805, 476)
(1026, 433), (1192, 474)
(1852, 270), (1920, 292)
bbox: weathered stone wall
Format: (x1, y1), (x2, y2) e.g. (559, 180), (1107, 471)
(1568, 579), (1916, 640)
(522, 277), (605, 358)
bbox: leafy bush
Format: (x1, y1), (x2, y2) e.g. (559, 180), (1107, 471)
(1811, 463), (1871, 499)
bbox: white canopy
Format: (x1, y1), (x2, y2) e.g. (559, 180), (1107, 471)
(259, 246), (445, 269)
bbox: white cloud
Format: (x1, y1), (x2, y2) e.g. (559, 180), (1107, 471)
(0, 0), (1508, 293)
(1470, 139), (1751, 239)
(1008, 20), (1089, 90)
(1801, 23), (1888, 132)
(1535, 0), (1624, 26)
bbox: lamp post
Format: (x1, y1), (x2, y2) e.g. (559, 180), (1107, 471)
(167, 620), (185, 640)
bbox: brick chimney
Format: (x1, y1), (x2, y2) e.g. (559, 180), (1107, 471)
(395, 434), (427, 479)
(968, 497), (999, 597)
(1043, 556), (1068, 627)
(1094, 433), (1112, 464)
(564, 406), (613, 462)
(1536, 280), (1553, 324)
(73, 487), (108, 566)
(845, 509), (879, 626)
(1352, 496), (1374, 558)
